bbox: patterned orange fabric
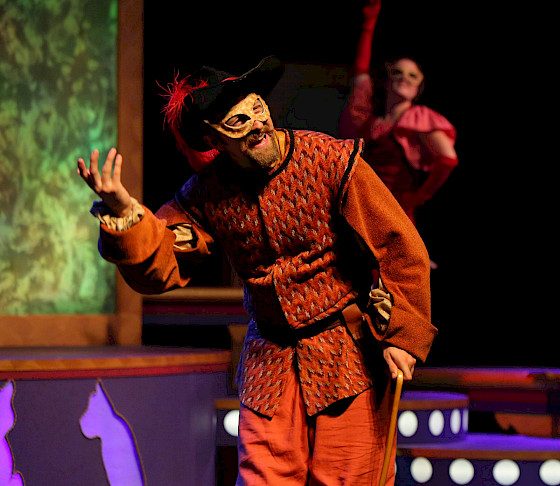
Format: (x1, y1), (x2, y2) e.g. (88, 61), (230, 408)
(296, 325), (372, 415)
(237, 319), (373, 417)
(96, 128), (435, 418)
(177, 130), (362, 331)
(236, 324), (294, 416)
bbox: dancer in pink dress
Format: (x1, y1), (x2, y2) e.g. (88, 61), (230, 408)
(339, 0), (458, 232)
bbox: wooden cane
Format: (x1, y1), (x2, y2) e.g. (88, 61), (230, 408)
(378, 368), (404, 486)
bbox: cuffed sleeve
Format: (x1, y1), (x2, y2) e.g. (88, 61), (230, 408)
(90, 197), (145, 231)
(342, 156), (437, 362)
(96, 199), (214, 295)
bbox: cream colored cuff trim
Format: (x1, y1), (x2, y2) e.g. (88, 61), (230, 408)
(90, 197), (145, 231)
(169, 223), (197, 250)
(368, 277), (393, 334)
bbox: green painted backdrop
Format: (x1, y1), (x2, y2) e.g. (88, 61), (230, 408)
(0, 0), (117, 314)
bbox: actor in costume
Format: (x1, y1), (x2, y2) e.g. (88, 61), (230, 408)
(77, 56), (437, 485)
(338, 0), (458, 228)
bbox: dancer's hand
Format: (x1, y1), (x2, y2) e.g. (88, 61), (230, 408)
(77, 148), (133, 217)
(362, 0), (381, 29)
(383, 346), (416, 381)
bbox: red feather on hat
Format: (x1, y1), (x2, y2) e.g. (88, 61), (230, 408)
(160, 74), (219, 172)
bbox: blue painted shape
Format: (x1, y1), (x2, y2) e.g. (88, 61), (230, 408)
(0, 381), (24, 486)
(80, 381), (145, 486)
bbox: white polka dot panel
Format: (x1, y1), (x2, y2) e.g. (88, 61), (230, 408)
(388, 391), (560, 485)
(223, 410), (239, 437)
(493, 460), (520, 485)
(450, 409), (462, 434)
(398, 410), (418, 438)
(428, 410), (445, 436)
(410, 457), (433, 484)
(397, 406), (468, 444)
(449, 459), (475, 485)
(540, 460), (560, 486)
(396, 457), (560, 485)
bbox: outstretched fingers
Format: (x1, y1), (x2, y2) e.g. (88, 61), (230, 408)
(111, 152), (123, 185)
(77, 148), (122, 196)
(77, 148), (133, 217)
(101, 148), (118, 185)
(77, 149), (101, 192)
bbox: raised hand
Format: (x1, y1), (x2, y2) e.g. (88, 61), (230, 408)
(355, 0), (381, 74)
(362, 0), (381, 29)
(77, 148), (133, 217)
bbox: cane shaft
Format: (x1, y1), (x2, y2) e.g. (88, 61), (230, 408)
(379, 369), (404, 486)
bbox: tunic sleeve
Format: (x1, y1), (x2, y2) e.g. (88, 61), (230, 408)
(96, 199), (214, 295)
(341, 156), (437, 362)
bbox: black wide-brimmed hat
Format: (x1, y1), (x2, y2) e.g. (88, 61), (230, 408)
(163, 56), (285, 153)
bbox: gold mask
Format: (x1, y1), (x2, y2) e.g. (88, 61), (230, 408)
(205, 93), (270, 138)
(386, 61), (424, 87)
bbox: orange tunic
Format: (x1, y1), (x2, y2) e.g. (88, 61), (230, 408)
(97, 129), (436, 417)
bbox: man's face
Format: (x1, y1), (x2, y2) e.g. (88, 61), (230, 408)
(205, 93), (281, 170)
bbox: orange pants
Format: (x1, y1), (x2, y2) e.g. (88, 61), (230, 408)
(236, 365), (396, 485)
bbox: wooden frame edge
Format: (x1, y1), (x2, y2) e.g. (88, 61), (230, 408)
(0, 0), (144, 347)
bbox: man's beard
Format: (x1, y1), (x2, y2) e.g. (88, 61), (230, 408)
(244, 129), (281, 170)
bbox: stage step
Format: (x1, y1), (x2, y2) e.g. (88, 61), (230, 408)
(397, 433), (560, 485)
(215, 387), (560, 485)
(409, 367), (560, 438)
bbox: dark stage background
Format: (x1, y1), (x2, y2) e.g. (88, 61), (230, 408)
(142, 1), (554, 367)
